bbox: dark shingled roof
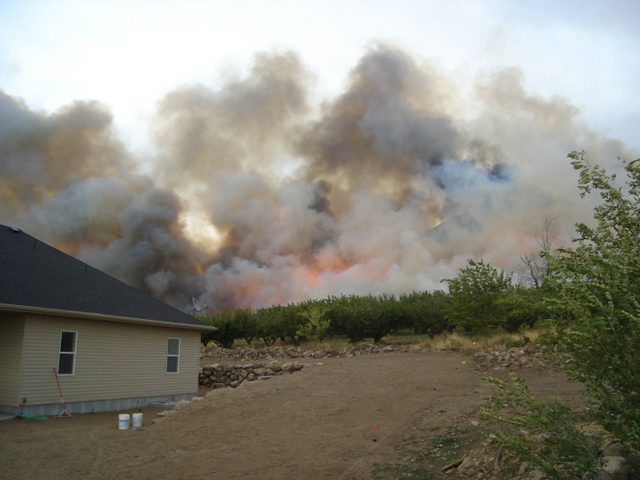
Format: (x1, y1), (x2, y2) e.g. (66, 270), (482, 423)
(0, 225), (211, 328)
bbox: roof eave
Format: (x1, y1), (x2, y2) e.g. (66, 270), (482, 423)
(0, 303), (217, 331)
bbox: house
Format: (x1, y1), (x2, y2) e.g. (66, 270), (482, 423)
(0, 225), (216, 416)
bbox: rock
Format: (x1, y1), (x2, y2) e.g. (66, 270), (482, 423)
(174, 399), (191, 410)
(191, 396), (205, 403)
(601, 440), (624, 457)
(536, 432), (553, 443)
(595, 456), (627, 480)
(214, 383), (226, 389)
(266, 361), (282, 372)
(523, 469), (547, 480)
(156, 410), (171, 417)
(485, 434), (498, 444)
(282, 362), (303, 372)
(229, 380), (239, 388)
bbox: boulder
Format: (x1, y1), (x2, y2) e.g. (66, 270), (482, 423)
(595, 456), (627, 480)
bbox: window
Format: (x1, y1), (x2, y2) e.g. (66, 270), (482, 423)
(58, 331), (77, 375)
(166, 338), (180, 373)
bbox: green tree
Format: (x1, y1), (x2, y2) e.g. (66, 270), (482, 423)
(481, 374), (603, 479)
(326, 295), (368, 344)
(278, 302), (306, 345)
(255, 305), (287, 346)
(201, 311), (243, 349)
(499, 286), (546, 332)
(443, 259), (514, 333)
(327, 294), (405, 344)
(401, 290), (451, 338)
(296, 304), (331, 345)
(364, 293), (403, 344)
(234, 308), (258, 345)
(544, 151), (640, 451)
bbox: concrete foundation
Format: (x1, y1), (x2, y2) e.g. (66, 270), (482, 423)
(0, 393), (196, 416)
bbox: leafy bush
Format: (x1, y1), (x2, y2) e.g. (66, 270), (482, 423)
(255, 305), (288, 346)
(233, 308), (258, 345)
(201, 311), (245, 349)
(544, 152), (640, 451)
(499, 286), (546, 332)
(327, 294), (406, 344)
(481, 374), (603, 480)
(296, 304), (331, 345)
(443, 260), (515, 333)
(400, 290), (451, 338)
(324, 295), (368, 344)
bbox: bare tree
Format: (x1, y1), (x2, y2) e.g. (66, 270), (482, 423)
(519, 216), (558, 288)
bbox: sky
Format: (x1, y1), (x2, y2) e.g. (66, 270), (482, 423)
(2, 0), (639, 151)
(1, 0), (639, 312)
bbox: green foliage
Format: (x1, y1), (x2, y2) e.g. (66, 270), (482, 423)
(201, 310), (247, 349)
(498, 286), (546, 332)
(325, 295), (368, 344)
(443, 259), (515, 333)
(255, 305), (288, 346)
(481, 374), (603, 479)
(327, 293), (406, 344)
(296, 305), (331, 344)
(278, 302), (307, 345)
(363, 293), (404, 343)
(400, 290), (451, 338)
(543, 151), (640, 451)
(233, 308), (258, 345)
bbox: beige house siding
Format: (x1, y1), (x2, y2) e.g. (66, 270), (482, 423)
(0, 314), (26, 407)
(19, 314), (201, 406)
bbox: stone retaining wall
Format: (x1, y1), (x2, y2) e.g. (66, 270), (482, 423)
(199, 361), (305, 389)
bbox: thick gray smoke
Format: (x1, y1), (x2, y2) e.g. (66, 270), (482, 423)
(1, 44), (636, 312)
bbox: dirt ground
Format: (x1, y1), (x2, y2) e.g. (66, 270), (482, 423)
(0, 351), (584, 480)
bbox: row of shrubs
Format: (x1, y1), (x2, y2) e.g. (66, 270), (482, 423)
(199, 287), (542, 349)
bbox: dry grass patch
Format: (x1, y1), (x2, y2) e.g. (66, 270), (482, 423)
(414, 330), (541, 353)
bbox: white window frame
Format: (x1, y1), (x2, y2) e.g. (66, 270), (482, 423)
(58, 330), (77, 376)
(166, 338), (180, 374)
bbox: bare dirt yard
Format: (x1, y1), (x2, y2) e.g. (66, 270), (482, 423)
(0, 351), (584, 480)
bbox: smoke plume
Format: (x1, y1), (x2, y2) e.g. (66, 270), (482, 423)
(1, 44), (636, 313)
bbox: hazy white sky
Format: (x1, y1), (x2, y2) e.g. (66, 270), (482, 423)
(1, 0), (639, 151)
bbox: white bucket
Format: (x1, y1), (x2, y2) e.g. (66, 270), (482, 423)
(118, 413), (130, 430)
(132, 413), (143, 429)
